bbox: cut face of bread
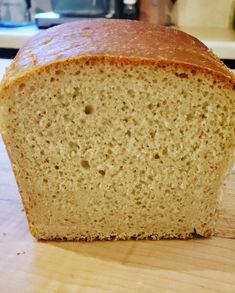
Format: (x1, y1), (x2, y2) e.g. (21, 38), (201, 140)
(0, 20), (234, 240)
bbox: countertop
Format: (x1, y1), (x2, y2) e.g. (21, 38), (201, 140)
(180, 26), (235, 60)
(0, 25), (235, 59)
(0, 60), (235, 292)
(0, 59), (11, 78)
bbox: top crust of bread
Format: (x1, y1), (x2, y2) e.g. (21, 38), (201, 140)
(0, 19), (234, 90)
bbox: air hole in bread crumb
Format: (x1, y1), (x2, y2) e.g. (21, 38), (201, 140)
(186, 113), (193, 121)
(154, 153), (160, 159)
(147, 103), (153, 110)
(175, 73), (188, 79)
(126, 130), (131, 137)
(162, 148), (168, 155)
(84, 105), (93, 115)
(98, 170), (105, 176)
(69, 141), (80, 150)
(81, 160), (90, 169)
(55, 165), (59, 170)
(55, 70), (62, 75)
(19, 83), (25, 91)
(127, 89), (135, 97)
(150, 131), (155, 139)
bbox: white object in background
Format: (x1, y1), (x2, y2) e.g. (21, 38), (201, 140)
(171, 0), (235, 29)
(0, 25), (39, 48)
(124, 0), (136, 4)
(0, 59), (12, 81)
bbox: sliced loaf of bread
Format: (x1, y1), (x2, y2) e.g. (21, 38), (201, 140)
(0, 20), (234, 240)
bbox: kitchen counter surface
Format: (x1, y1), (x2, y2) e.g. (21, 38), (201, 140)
(0, 25), (235, 59)
(179, 26), (235, 60)
(0, 25), (39, 49)
(0, 60), (235, 292)
(0, 59), (11, 78)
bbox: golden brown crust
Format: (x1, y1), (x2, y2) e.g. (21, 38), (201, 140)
(1, 19), (234, 88)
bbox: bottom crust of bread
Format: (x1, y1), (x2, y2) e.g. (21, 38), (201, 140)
(29, 222), (213, 241)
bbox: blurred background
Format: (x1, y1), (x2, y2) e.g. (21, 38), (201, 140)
(0, 0), (235, 67)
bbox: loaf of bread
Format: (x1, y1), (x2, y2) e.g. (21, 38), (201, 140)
(0, 20), (234, 240)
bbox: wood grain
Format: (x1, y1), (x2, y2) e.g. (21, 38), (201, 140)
(0, 136), (235, 293)
(215, 169), (235, 238)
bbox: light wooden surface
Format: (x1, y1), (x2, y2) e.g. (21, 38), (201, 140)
(215, 169), (235, 238)
(1, 60), (235, 292)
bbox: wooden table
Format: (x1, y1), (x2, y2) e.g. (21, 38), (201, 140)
(0, 60), (235, 293)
